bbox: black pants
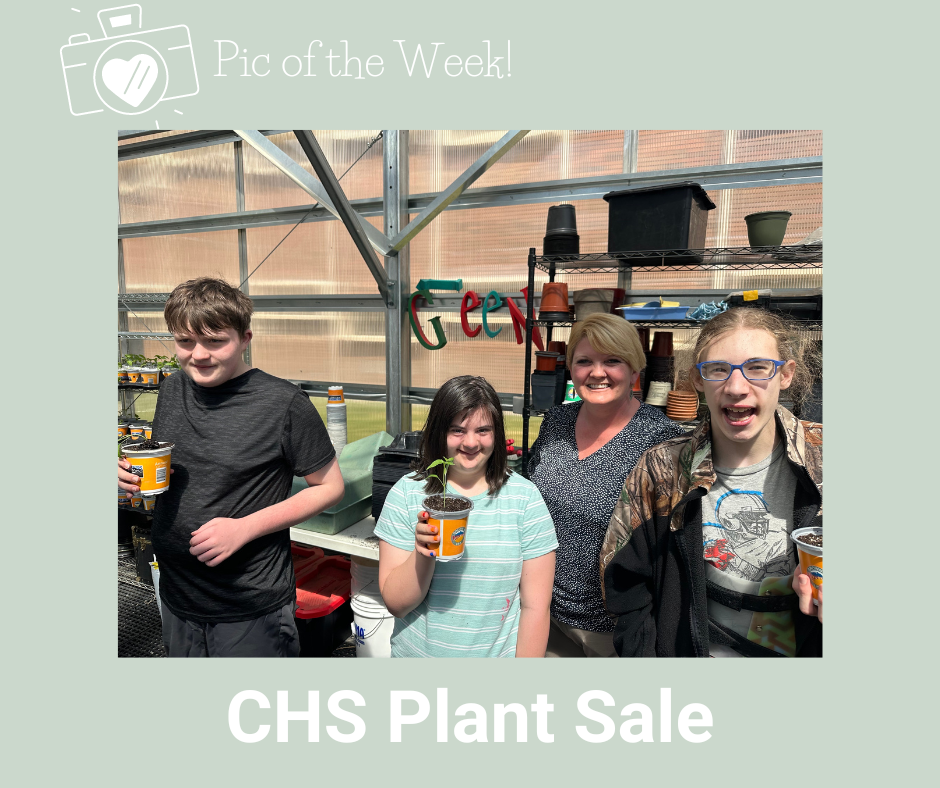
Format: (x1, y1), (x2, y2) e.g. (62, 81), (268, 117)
(162, 601), (300, 658)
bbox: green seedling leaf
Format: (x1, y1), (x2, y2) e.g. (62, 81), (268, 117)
(425, 456), (456, 507)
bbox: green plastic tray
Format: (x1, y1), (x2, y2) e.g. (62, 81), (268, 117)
(289, 431), (392, 535)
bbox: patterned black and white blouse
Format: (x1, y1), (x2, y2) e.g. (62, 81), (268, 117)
(528, 401), (684, 632)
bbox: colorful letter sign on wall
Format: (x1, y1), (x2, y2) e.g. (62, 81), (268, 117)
(410, 285), (542, 351)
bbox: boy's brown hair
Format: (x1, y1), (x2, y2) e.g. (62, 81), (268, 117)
(164, 277), (253, 337)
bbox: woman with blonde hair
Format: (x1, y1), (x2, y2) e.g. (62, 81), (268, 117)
(528, 313), (683, 657)
(601, 307), (822, 658)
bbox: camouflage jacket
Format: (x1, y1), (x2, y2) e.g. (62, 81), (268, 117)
(599, 406), (823, 657)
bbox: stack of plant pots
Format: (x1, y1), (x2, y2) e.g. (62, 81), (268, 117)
(531, 350), (565, 412)
(371, 432), (422, 520)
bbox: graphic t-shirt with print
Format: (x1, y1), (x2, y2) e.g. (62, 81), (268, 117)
(701, 442), (799, 657)
(375, 473), (558, 658)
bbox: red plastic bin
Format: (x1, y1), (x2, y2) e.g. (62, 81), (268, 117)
(291, 542), (325, 581)
(294, 555), (353, 657)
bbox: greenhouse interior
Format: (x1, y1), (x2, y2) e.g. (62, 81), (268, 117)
(117, 129), (823, 659)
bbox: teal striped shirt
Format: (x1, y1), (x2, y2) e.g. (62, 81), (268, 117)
(374, 472), (558, 658)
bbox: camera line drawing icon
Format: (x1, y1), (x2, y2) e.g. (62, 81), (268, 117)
(60, 4), (199, 116)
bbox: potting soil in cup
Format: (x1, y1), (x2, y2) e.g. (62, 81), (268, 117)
(326, 385), (347, 456)
(789, 526), (822, 602)
(121, 441), (174, 495)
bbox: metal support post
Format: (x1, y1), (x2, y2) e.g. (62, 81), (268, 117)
(618, 131), (639, 293)
(234, 140), (252, 366)
(521, 248), (537, 476)
(118, 237), (137, 420)
(383, 130), (411, 435)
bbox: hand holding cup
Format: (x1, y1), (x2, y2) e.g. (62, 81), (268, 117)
(414, 510), (439, 558)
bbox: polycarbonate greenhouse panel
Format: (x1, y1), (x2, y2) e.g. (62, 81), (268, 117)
(409, 130), (625, 196)
(122, 231), (240, 291)
(636, 130), (822, 173)
(244, 216), (386, 295)
(243, 130), (384, 211)
(410, 309), (534, 394)
(118, 130), (198, 145)
(117, 130), (821, 401)
(125, 313), (176, 360)
(249, 312), (386, 385)
(118, 144), (237, 223)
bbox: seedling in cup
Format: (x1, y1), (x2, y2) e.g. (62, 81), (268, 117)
(422, 456), (473, 562)
(425, 456), (455, 507)
(789, 524), (822, 604)
(121, 438), (175, 495)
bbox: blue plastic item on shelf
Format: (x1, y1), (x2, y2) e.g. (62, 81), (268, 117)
(617, 305), (691, 321)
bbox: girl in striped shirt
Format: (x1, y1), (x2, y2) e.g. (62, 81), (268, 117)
(376, 376), (558, 657)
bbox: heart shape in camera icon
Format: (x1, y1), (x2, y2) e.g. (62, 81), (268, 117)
(94, 41), (168, 114)
(101, 53), (160, 108)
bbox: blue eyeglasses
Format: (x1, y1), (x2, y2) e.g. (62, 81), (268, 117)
(695, 359), (787, 382)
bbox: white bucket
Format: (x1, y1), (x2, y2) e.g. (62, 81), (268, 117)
(350, 563), (380, 592)
(350, 596), (394, 658)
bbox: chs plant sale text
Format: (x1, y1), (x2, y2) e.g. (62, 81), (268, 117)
(228, 688), (713, 744)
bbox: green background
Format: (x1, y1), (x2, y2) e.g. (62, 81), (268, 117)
(7, 0), (927, 784)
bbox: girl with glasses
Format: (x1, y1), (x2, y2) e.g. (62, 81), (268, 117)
(600, 308), (822, 658)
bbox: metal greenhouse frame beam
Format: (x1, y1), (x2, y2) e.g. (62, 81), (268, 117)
(382, 130), (411, 435)
(117, 157), (821, 239)
(292, 130), (391, 305)
(388, 130), (529, 251)
(118, 130), (289, 160)
(232, 130), (393, 258)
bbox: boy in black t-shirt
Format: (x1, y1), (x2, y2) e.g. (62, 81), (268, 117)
(118, 278), (343, 657)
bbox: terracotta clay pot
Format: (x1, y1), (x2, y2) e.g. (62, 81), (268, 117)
(535, 351), (560, 372)
(539, 282), (570, 321)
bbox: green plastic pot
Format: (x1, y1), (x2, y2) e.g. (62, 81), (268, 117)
(745, 211), (792, 247)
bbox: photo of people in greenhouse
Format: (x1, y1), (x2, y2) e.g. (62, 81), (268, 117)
(116, 129), (822, 659)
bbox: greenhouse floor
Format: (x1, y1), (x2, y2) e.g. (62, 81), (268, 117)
(118, 555), (357, 658)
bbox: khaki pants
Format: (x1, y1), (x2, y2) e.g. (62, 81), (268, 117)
(544, 617), (616, 658)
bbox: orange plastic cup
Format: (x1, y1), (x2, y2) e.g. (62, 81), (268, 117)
(121, 442), (174, 495)
(423, 495), (473, 562)
(790, 527), (822, 603)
